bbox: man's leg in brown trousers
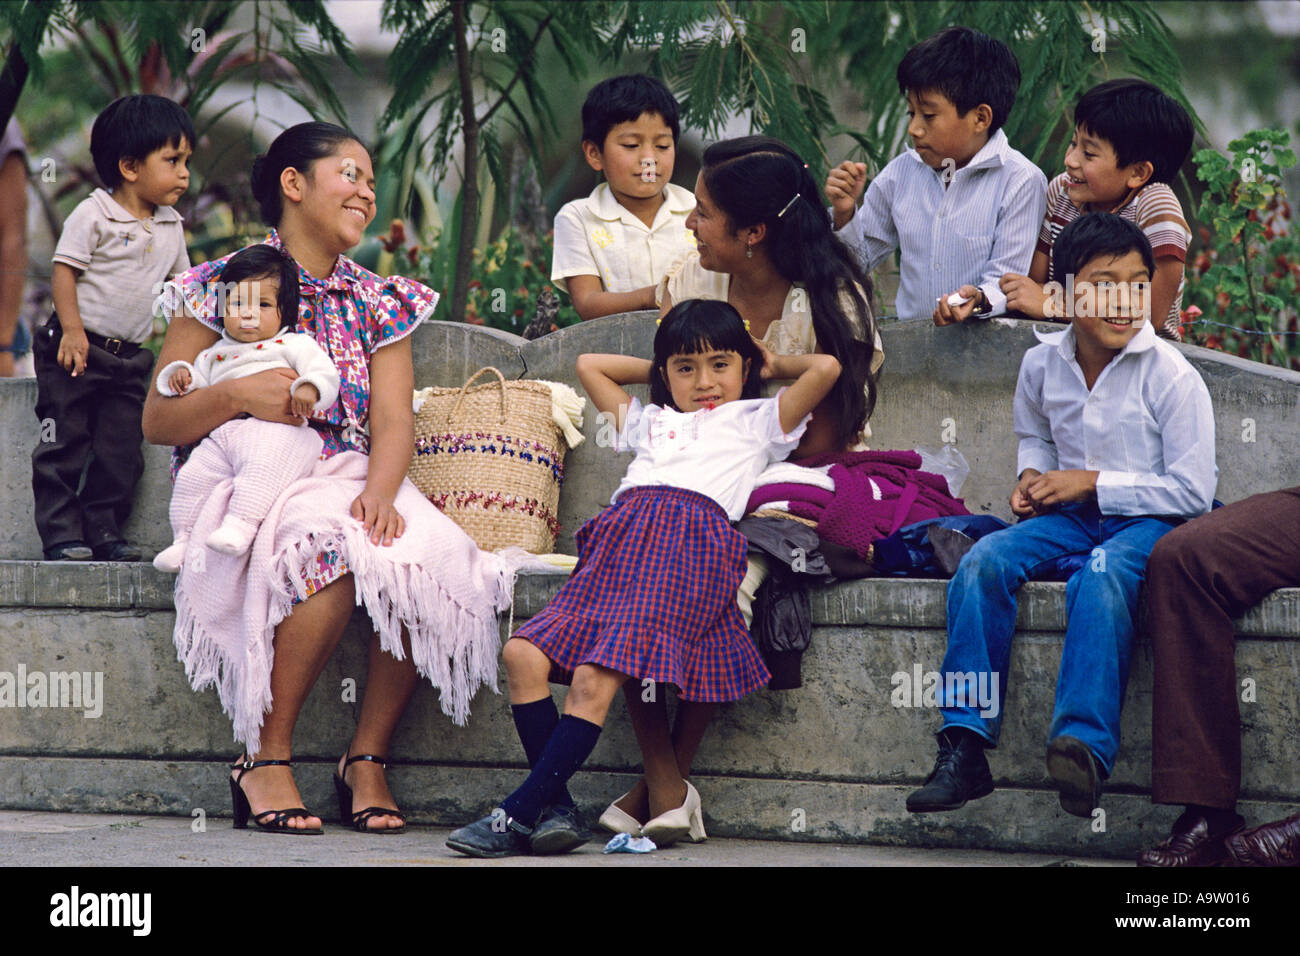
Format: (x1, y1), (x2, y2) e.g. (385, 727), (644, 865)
(1138, 487), (1300, 866)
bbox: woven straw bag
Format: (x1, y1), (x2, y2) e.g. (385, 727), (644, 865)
(409, 367), (564, 553)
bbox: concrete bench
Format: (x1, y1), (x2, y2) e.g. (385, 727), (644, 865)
(2, 313), (1298, 858)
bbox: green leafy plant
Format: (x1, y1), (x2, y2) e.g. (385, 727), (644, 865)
(3, 1), (357, 351)
(1183, 128), (1299, 370)
(809, 1), (1196, 175)
(375, 219), (580, 335)
(378, 0), (1197, 325)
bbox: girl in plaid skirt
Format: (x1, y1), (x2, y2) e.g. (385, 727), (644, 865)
(448, 298), (842, 858)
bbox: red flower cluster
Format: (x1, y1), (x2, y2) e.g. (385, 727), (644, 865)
(380, 219), (407, 254)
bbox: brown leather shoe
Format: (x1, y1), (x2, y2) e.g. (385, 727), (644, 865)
(1225, 811), (1300, 867)
(1137, 813), (1244, 867)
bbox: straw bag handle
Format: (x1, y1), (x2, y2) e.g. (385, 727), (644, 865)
(446, 366), (510, 424)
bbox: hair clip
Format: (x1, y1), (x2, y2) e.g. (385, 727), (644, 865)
(777, 193), (801, 218)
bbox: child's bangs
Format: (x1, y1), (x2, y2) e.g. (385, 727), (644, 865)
(657, 310), (749, 360)
(668, 332), (741, 360)
(651, 299), (762, 407)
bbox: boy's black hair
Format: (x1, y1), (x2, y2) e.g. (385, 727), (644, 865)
(1052, 212), (1155, 284)
(1074, 79), (1194, 185)
(581, 74), (681, 148)
(217, 244), (301, 330)
(91, 95), (196, 190)
(650, 299), (763, 409)
(250, 122), (367, 226)
(896, 26), (1021, 133)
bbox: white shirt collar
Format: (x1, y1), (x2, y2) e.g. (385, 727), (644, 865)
(1035, 317), (1159, 362)
(586, 182), (694, 225)
(91, 187), (184, 224)
(219, 325), (293, 346)
(905, 128), (1010, 174)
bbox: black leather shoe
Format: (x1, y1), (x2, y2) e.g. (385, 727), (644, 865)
(529, 803), (590, 855)
(1137, 811), (1245, 867)
(906, 728), (995, 813)
(91, 540), (143, 562)
(446, 809), (533, 858)
(44, 542), (94, 561)
(1046, 736), (1106, 818)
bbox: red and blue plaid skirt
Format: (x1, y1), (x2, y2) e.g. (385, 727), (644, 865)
(514, 486), (771, 702)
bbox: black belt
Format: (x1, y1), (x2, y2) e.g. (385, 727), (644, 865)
(42, 314), (145, 357)
(85, 330), (144, 357)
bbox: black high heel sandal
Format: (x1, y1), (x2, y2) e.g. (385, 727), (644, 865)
(229, 756), (324, 835)
(334, 753), (407, 834)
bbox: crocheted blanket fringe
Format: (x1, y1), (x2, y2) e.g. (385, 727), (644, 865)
(172, 527), (524, 755)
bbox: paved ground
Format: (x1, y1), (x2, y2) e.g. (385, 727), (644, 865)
(0, 810), (1127, 866)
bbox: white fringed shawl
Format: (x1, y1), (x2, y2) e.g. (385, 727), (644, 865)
(170, 449), (522, 753)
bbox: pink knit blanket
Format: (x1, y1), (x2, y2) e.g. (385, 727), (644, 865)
(170, 449), (519, 753)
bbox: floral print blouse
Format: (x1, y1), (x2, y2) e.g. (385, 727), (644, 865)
(160, 230), (438, 479)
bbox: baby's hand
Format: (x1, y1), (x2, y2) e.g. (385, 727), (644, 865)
(291, 382), (320, 418)
(825, 161), (867, 230)
(1000, 273), (1050, 319)
(169, 367), (192, 394)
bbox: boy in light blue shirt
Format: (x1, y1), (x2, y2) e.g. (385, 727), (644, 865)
(905, 214), (1216, 820)
(826, 27), (1046, 323)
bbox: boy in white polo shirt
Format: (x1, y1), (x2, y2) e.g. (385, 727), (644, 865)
(551, 74), (695, 320)
(32, 94), (194, 561)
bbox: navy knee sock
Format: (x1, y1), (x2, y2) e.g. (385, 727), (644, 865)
(510, 697), (574, 808)
(500, 715), (602, 827)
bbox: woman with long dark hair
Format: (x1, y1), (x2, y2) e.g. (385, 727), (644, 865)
(660, 135), (881, 454)
(144, 122), (514, 835)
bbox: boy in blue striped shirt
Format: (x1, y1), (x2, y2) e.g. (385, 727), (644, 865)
(826, 27), (1046, 323)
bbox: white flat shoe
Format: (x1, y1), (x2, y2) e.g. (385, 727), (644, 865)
(642, 781), (705, 847)
(599, 791), (644, 837)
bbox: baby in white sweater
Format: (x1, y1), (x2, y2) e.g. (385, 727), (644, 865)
(154, 245), (340, 571)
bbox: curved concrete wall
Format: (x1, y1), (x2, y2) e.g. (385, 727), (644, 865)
(3, 312), (1298, 558)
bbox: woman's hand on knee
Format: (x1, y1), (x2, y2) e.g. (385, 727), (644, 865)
(350, 487), (406, 546)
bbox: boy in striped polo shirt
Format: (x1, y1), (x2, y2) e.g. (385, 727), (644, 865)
(1000, 79), (1194, 340)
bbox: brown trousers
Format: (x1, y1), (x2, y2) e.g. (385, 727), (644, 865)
(1148, 486), (1300, 809)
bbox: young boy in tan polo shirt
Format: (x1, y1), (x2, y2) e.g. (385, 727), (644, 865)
(32, 95), (194, 561)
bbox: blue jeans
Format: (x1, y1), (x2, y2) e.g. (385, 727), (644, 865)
(938, 501), (1179, 774)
